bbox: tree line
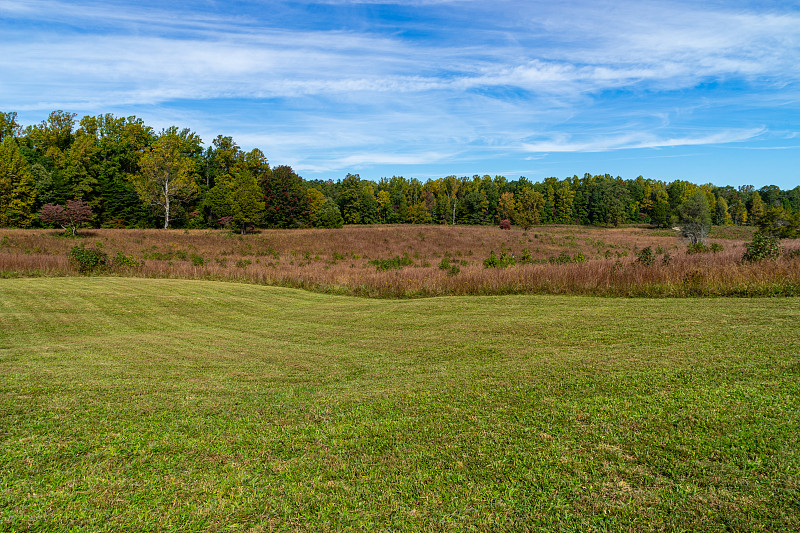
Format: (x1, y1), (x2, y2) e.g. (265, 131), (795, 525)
(2, 110), (799, 233)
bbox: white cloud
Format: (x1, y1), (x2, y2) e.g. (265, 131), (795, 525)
(522, 128), (767, 153)
(3, 0), (798, 113)
(332, 151), (456, 167)
(2, 0), (798, 182)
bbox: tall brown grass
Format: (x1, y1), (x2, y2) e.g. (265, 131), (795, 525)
(1, 225), (798, 297)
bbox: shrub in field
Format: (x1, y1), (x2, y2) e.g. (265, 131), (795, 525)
(687, 242), (709, 254)
(439, 256), (461, 275)
(548, 251), (585, 264)
(484, 250), (515, 268)
(499, 219), (511, 230)
(519, 248), (534, 264)
(636, 246), (655, 266)
(743, 233), (781, 262)
(369, 254), (413, 270)
(710, 243), (724, 253)
(113, 251), (141, 268)
(549, 251), (571, 264)
(190, 253), (205, 266)
(69, 244), (108, 273)
(499, 251), (515, 267)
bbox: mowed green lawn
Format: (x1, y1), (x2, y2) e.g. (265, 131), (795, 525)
(1, 279), (798, 532)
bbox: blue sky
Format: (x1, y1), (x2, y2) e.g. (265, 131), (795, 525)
(2, 0), (799, 188)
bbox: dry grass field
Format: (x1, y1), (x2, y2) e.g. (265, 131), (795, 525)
(1, 224), (799, 297)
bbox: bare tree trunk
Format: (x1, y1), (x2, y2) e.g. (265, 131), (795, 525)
(163, 180), (170, 229)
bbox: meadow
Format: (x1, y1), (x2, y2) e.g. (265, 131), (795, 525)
(1, 224), (799, 297)
(1, 278), (798, 531)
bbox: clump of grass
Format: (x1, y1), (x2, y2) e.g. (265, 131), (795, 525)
(114, 251), (142, 268)
(438, 254), (461, 276)
(143, 249), (188, 261)
(189, 253), (205, 266)
(548, 250), (586, 264)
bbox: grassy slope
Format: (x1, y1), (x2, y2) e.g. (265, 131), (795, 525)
(1, 278), (798, 531)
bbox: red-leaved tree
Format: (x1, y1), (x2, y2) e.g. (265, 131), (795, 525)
(39, 199), (93, 236)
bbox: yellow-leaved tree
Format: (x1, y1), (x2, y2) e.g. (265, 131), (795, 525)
(0, 136), (36, 227)
(135, 130), (199, 229)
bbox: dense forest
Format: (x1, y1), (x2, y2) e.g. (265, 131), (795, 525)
(2, 110), (799, 232)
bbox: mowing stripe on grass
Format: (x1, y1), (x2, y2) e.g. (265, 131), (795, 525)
(1, 278), (799, 531)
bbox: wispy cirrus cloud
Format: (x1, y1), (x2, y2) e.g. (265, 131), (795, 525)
(1, 0), (799, 184)
(522, 128), (767, 153)
(4, 0), (798, 106)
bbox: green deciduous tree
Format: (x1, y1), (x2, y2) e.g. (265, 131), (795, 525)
(513, 187), (544, 229)
(306, 188), (326, 224)
(408, 201), (433, 224)
(313, 197), (344, 228)
(730, 199), (748, 226)
(63, 131), (100, 204)
(715, 197), (732, 226)
(203, 181), (234, 223)
(0, 111), (21, 142)
(24, 110), (76, 170)
(678, 191), (712, 244)
(498, 191), (515, 222)
(230, 170), (265, 234)
(650, 189), (672, 228)
(749, 191), (765, 225)
(339, 174), (363, 224)
(554, 183), (575, 223)
(375, 189), (391, 223)
(80, 114), (154, 227)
